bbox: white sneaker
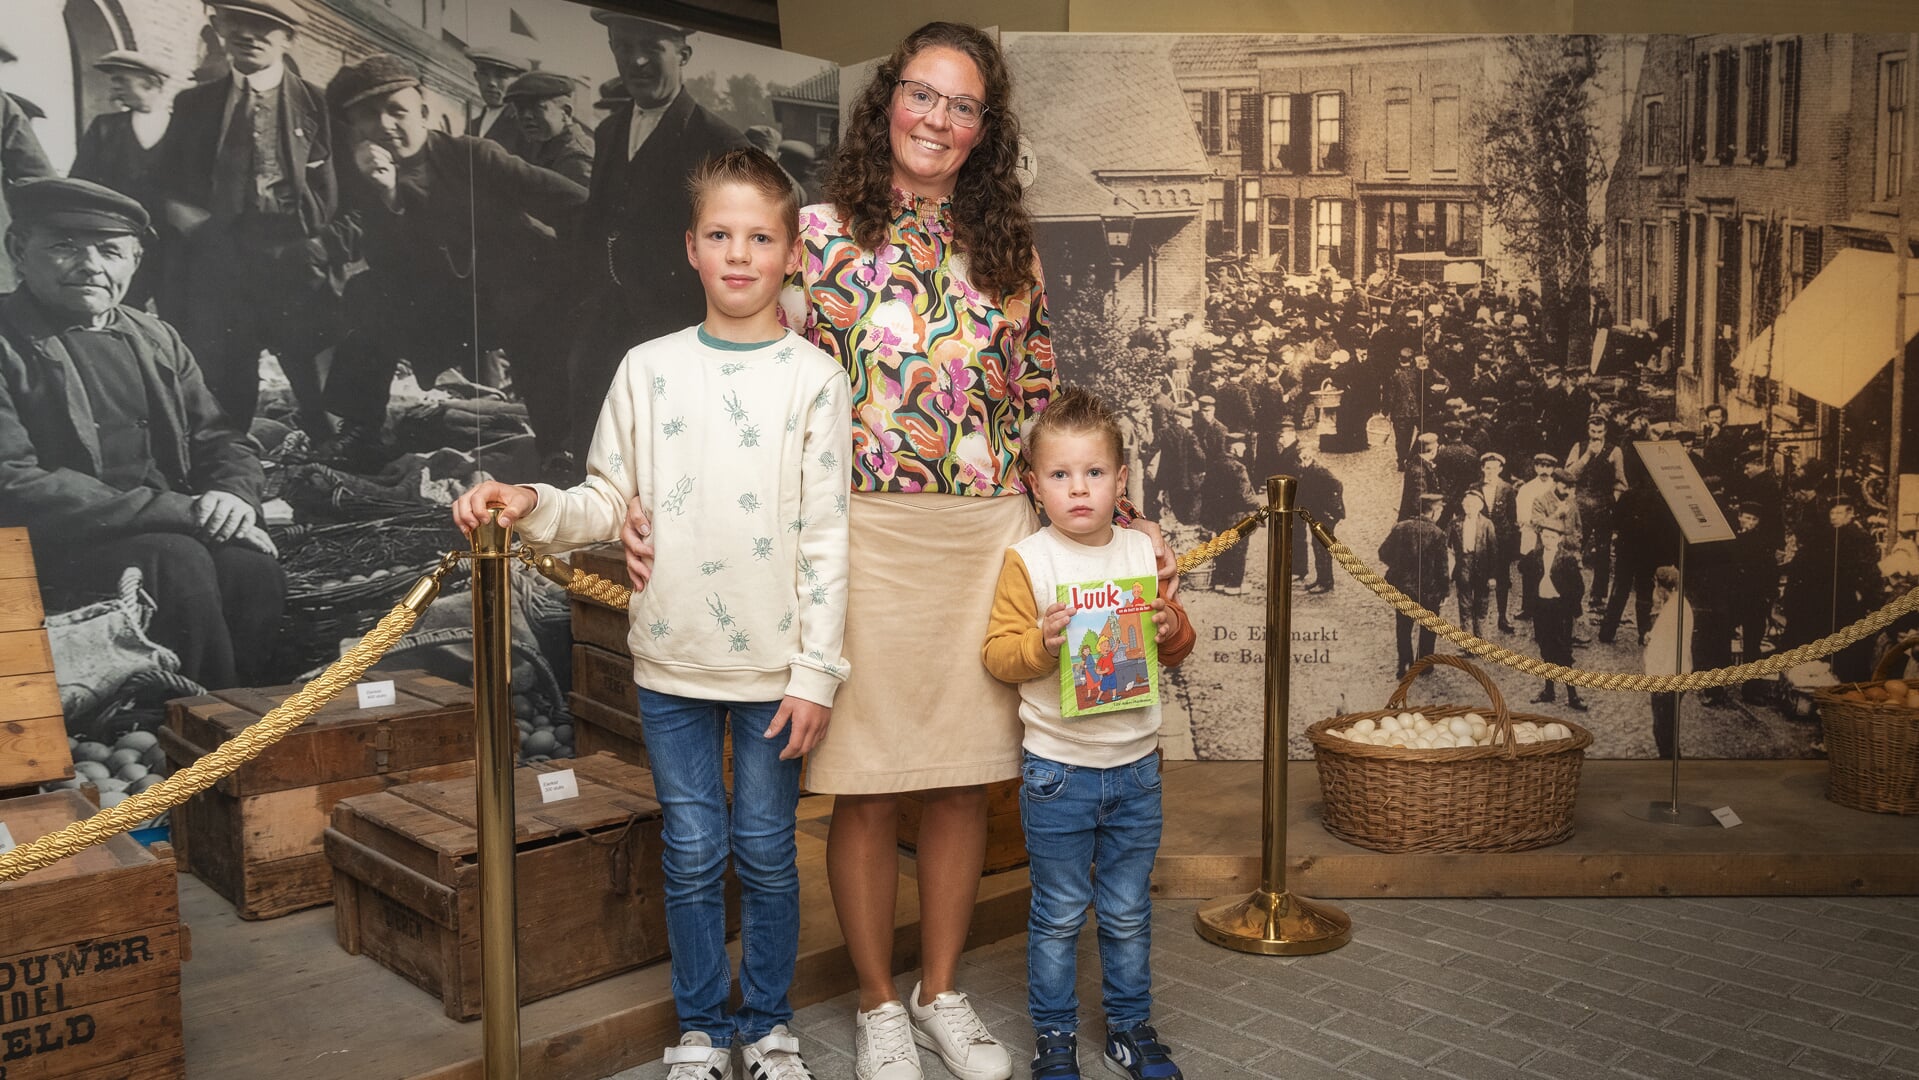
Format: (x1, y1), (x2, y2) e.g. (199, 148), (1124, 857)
(854, 1000), (921, 1080)
(664, 1031), (731, 1080)
(906, 981), (1012, 1080)
(741, 1026), (815, 1080)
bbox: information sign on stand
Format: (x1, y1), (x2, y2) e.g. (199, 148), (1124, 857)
(1635, 440), (1735, 544)
(1625, 440), (1731, 828)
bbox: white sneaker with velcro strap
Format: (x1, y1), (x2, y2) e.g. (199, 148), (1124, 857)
(741, 1025), (815, 1080)
(906, 981), (1012, 1080)
(664, 1031), (731, 1080)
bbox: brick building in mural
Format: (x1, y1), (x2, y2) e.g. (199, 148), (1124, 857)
(1004, 35), (1210, 331)
(769, 68), (838, 152)
(1607, 32), (1919, 495)
(1169, 34), (1505, 285)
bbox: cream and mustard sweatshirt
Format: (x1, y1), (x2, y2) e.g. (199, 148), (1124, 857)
(518, 326), (852, 706)
(981, 526), (1196, 767)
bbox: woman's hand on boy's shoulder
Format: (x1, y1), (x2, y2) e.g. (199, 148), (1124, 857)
(452, 481), (538, 535)
(622, 495), (655, 594)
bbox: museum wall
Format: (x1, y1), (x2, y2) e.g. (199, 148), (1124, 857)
(2, 2), (1914, 776)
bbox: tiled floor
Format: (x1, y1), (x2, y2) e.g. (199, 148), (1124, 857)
(605, 895), (1919, 1079)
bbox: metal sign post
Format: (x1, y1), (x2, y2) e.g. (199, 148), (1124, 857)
(1626, 443), (1729, 828)
(471, 506), (521, 1078)
(1196, 475), (1352, 955)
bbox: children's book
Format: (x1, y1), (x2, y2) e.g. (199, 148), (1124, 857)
(1057, 576), (1159, 718)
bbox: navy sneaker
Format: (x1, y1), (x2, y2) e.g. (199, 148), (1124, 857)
(1102, 1025), (1181, 1080)
(1031, 1029), (1080, 1079)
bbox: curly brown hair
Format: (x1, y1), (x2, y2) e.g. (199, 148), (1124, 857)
(822, 21), (1036, 302)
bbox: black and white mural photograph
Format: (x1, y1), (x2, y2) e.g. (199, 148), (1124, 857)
(2, 11), (1915, 773)
(1007, 31), (1919, 760)
(0, 0), (836, 785)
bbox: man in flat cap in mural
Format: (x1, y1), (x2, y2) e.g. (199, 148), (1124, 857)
(0, 38), (55, 294)
(154, 0), (336, 437)
(321, 54), (587, 473)
(568, 11), (745, 460)
(506, 71), (595, 186)
(0, 177), (283, 691)
(466, 46), (531, 157)
(71, 50), (175, 310)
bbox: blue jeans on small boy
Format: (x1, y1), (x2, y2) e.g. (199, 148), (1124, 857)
(1020, 748), (1162, 1035)
(636, 687), (803, 1046)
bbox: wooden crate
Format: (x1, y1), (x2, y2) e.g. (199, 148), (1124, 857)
(899, 779), (1027, 874)
(0, 528), (74, 791)
(0, 789), (185, 1079)
(162, 669), (476, 920)
(327, 752), (732, 1021)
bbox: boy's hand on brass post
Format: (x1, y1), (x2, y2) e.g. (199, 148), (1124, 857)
(622, 495), (655, 595)
(1041, 602), (1075, 656)
(765, 696), (830, 760)
(451, 481), (537, 534)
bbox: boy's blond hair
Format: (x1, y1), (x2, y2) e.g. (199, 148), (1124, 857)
(686, 146), (800, 241)
(1025, 386), (1124, 467)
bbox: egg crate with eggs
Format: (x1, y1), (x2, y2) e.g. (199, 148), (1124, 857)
(1814, 635), (1919, 815)
(1306, 653), (1593, 854)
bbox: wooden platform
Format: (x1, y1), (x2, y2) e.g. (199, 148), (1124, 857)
(175, 760), (1919, 1079)
(179, 795), (1030, 1080)
(1152, 758), (1919, 899)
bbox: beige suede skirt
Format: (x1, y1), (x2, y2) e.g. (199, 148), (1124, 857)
(803, 490), (1037, 795)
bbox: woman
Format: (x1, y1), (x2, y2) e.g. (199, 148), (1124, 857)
(648, 23), (1170, 1079)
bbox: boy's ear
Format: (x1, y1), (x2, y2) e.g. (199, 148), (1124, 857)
(783, 233), (802, 277)
(1116, 462), (1129, 490)
(685, 229), (698, 270)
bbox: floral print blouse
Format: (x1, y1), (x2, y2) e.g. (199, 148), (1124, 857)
(779, 191), (1054, 497)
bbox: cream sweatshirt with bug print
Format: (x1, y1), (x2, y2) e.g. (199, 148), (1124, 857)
(517, 326), (853, 705)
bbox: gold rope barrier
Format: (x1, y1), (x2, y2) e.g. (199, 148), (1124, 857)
(1089, 497), (1919, 695)
(0, 556), (458, 883)
(0, 546), (642, 884)
(1297, 510), (1919, 693)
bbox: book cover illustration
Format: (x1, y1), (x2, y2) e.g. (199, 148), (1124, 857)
(1057, 576), (1159, 718)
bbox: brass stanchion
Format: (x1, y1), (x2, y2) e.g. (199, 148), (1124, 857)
(1195, 475), (1352, 955)
(471, 506), (521, 1078)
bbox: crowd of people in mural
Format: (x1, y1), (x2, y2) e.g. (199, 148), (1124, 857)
(1130, 261), (1896, 708)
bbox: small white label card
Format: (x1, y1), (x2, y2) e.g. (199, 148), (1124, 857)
(538, 769), (580, 804)
(0, 821), (16, 855)
(356, 680), (397, 709)
(1712, 806), (1743, 829)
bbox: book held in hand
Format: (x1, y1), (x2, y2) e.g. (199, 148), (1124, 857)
(1057, 576), (1159, 718)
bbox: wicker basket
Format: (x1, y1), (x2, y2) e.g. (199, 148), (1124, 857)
(1815, 635), (1919, 815)
(1307, 654), (1593, 853)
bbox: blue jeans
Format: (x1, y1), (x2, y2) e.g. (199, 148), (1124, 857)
(636, 687), (803, 1046)
(1019, 749), (1162, 1034)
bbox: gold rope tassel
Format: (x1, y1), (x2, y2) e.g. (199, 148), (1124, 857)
(0, 568), (447, 884)
(523, 549), (633, 609)
(1301, 510), (1919, 694)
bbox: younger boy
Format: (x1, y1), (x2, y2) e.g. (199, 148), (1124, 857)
(981, 389), (1197, 1080)
(452, 147), (851, 1080)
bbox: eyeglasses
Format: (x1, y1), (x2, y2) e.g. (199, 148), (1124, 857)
(894, 79), (989, 128)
